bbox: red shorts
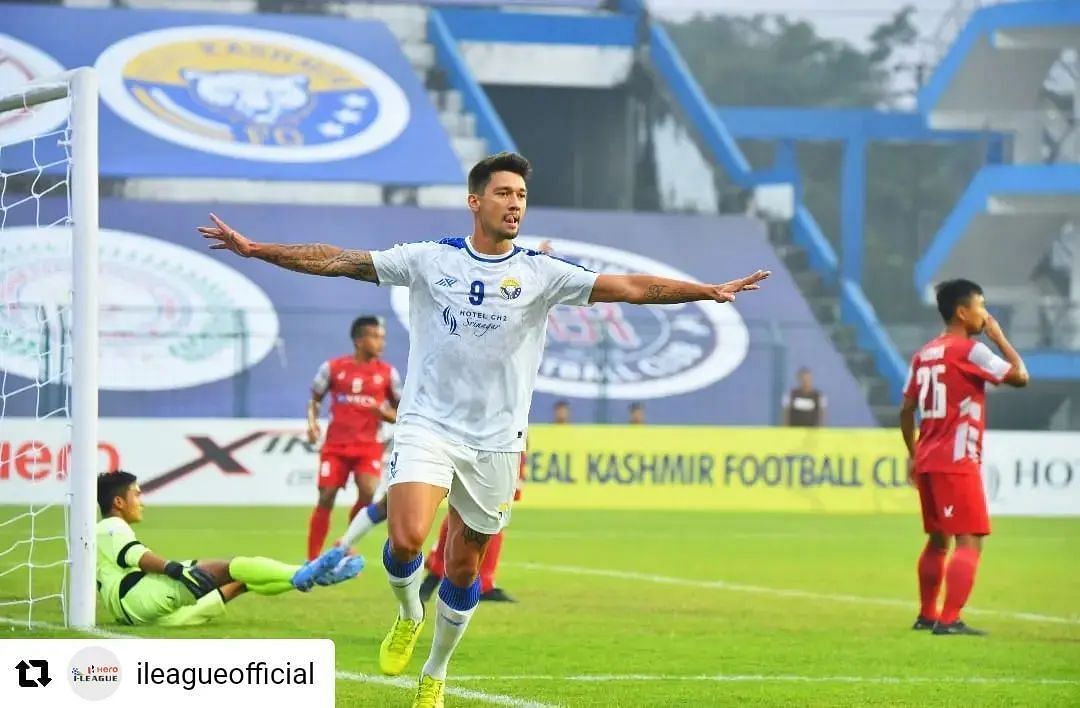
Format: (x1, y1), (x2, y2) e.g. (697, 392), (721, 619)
(318, 444), (383, 489)
(915, 472), (990, 536)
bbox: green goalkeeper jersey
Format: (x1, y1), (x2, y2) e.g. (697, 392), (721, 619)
(96, 516), (148, 620)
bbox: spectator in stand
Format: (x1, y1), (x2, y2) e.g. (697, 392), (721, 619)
(783, 367), (826, 427)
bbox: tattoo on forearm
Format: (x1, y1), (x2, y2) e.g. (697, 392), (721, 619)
(327, 249), (378, 281)
(462, 526), (491, 550)
(260, 244), (378, 282)
(643, 284), (698, 303)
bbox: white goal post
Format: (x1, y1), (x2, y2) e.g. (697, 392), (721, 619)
(0, 67), (99, 629)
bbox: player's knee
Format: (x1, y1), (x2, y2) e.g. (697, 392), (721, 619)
(955, 534), (983, 551)
(443, 556), (480, 587)
(316, 489), (337, 508)
(196, 560), (230, 586)
(387, 525), (425, 560)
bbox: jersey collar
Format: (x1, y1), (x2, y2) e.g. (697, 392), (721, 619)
(465, 237), (520, 263)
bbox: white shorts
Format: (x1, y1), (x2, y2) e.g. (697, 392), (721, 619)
(387, 424), (519, 534)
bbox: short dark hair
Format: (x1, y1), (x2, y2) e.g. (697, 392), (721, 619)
(629, 402), (643, 412)
(935, 279), (983, 322)
(97, 470), (137, 517)
(468, 152), (531, 195)
(350, 316), (381, 340)
(554, 400), (569, 408)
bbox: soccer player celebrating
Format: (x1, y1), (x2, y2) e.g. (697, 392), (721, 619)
(306, 316), (401, 560)
(200, 152), (769, 706)
(900, 279), (1028, 636)
(96, 471), (362, 627)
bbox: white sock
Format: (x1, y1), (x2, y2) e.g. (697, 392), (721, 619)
(388, 568), (425, 622)
(341, 504), (382, 548)
(383, 541), (424, 622)
(422, 579), (479, 680)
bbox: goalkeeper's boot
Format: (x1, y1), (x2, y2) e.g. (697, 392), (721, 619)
(411, 674), (445, 708)
(315, 555), (365, 587)
(379, 612), (425, 676)
(932, 619), (987, 636)
(911, 615), (936, 631)
(291, 546), (346, 592)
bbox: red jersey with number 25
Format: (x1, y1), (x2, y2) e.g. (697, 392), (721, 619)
(312, 356), (401, 453)
(903, 334), (1011, 476)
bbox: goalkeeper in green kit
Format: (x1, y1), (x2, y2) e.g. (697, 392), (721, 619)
(96, 471), (362, 627)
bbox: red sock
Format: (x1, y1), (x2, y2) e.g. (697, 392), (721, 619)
(426, 516), (450, 578)
(479, 531), (505, 594)
(307, 506), (331, 561)
(939, 546), (980, 624)
(917, 542), (947, 620)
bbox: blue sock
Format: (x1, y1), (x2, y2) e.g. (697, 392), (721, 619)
(382, 539), (422, 578)
(424, 577), (481, 679)
(438, 577), (481, 612)
(383, 540), (424, 621)
(366, 503), (387, 523)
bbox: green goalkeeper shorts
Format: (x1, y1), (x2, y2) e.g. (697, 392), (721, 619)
(118, 561), (226, 627)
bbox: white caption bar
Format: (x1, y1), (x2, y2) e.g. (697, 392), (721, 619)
(0, 639), (334, 707)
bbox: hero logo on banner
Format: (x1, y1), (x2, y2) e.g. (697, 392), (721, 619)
(982, 431), (1079, 517)
(2, 419), (329, 506)
(0, 34), (67, 146)
(389, 237), (750, 399)
(0, 227), (279, 391)
(95, 26), (410, 162)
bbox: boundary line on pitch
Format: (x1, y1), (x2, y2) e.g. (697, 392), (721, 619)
(449, 674), (1080, 687)
(336, 671), (559, 707)
(0, 617), (558, 707)
(511, 562), (1080, 626)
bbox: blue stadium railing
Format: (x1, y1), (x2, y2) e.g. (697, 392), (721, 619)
(647, 23), (907, 401)
(429, 9), (518, 154)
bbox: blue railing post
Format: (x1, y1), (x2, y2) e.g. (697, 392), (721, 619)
(428, 10), (517, 155)
(841, 135), (866, 286)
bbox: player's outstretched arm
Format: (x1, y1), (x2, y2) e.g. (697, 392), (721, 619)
(984, 316), (1029, 387)
(198, 213), (379, 282)
(589, 270), (770, 305)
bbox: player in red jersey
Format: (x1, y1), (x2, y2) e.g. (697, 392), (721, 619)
(306, 316), (401, 560)
(900, 279), (1028, 635)
(418, 452), (528, 603)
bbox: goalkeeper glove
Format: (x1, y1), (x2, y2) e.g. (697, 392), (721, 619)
(164, 561), (217, 599)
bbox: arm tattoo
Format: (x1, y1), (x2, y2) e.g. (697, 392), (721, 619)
(643, 284), (699, 303)
(326, 249), (378, 281)
(462, 526), (491, 550)
(256, 243), (378, 282)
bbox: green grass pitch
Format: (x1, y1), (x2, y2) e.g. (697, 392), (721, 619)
(2, 507), (1078, 706)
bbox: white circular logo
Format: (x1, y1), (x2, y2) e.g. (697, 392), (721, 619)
(68, 646), (122, 701)
(95, 25), (410, 162)
(0, 226), (280, 391)
(0, 34), (68, 146)
(389, 237), (750, 399)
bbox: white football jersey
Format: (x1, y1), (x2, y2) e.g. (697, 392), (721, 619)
(371, 236), (597, 451)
